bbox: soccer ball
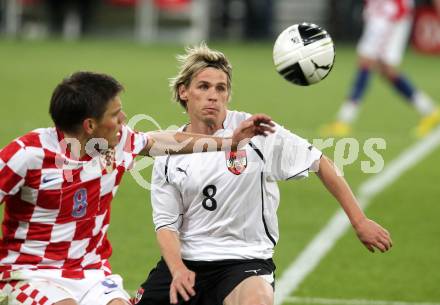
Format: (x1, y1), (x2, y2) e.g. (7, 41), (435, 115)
(273, 22), (335, 86)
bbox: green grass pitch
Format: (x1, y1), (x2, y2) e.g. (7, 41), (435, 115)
(0, 39), (439, 303)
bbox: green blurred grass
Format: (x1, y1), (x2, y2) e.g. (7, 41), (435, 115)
(0, 40), (439, 302)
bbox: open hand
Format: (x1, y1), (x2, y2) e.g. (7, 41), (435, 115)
(170, 266), (196, 304)
(232, 114), (275, 149)
(354, 218), (392, 253)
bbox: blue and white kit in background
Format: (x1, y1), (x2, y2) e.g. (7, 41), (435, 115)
(358, 0), (414, 66)
(151, 110), (323, 261)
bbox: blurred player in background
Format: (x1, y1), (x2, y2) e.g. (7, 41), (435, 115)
(321, 0), (440, 138)
(0, 71), (273, 305)
(134, 43), (392, 305)
(45, 0), (96, 37)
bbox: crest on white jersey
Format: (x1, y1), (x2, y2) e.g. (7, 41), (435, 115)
(225, 150), (247, 175)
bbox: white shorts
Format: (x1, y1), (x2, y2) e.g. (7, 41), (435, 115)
(0, 269), (130, 305)
(357, 15), (412, 66)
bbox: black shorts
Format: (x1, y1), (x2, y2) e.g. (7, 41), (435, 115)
(134, 257), (276, 305)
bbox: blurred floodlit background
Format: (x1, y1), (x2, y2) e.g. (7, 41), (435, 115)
(1, 0), (439, 51)
(1, 1), (440, 305)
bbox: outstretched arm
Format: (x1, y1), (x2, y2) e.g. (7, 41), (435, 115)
(157, 229), (196, 304)
(316, 155), (392, 253)
(141, 114), (275, 156)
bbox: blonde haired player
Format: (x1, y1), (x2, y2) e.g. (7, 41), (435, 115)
(322, 0), (440, 138)
(134, 43), (392, 305)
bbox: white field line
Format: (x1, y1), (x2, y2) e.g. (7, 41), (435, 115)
(284, 296), (440, 305)
(274, 125), (440, 305)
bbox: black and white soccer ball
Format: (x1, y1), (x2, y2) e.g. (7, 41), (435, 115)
(273, 23), (335, 86)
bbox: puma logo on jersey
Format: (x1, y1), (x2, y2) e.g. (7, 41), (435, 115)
(176, 167), (188, 176)
(244, 269), (261, 275)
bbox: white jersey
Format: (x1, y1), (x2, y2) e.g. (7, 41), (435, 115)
(151, 110), (322, 261)
(358, 0), (414, 65)
(364, 0), (414, 20)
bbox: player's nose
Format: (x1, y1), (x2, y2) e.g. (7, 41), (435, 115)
(207, 88), (219, 102)
(119, 111), (127, 124)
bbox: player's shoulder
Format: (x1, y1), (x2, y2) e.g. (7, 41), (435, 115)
(152, 124), (184, 163)
(226, 110), (301, 138)
(153, 130), (193, 176)
(0, 128), (54, 163)
(29, 127), (62, 152)
(153, 154), (169, 167)
(16, 129), (42, 147)
(8, 127), (56, 149)
(154, 150), (188, 169)
(224, 110), (252, 129)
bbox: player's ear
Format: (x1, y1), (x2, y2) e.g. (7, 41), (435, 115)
(178, 84), (188, 101)
(82, 118), (96, 135)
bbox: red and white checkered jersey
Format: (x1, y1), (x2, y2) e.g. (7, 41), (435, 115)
(364, 0), (414, 20)
(0, 125), (148, 279)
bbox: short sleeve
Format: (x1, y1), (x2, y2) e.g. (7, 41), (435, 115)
(121, 125), (149, 157)
(151, 156), (183, 232)
(0, 140), (28, 203)
(262, 123), (322, 181)
(117, 125), (150, 171)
